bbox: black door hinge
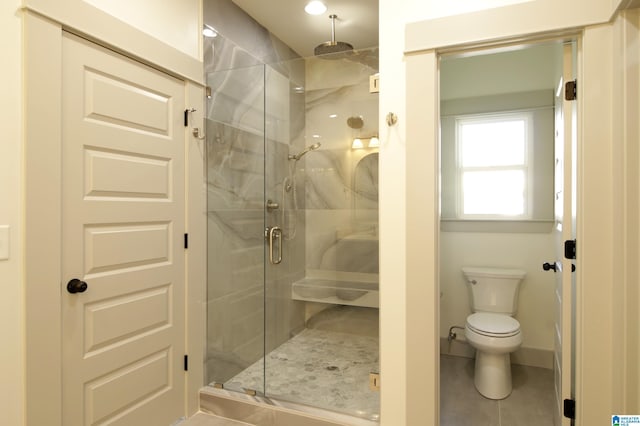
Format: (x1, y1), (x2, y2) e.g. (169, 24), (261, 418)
(565, 80), (577, 101)
(184, 233), (189, 249)
(184, 355), (189, 371)
(184, 109), (189, 127)
(563, 398), (576, 419)
(564, 239), (576, 260)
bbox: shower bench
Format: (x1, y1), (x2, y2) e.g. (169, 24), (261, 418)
(291, 273), (379, 308)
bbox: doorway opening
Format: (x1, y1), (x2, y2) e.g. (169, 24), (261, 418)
(438, 38), (577, 425)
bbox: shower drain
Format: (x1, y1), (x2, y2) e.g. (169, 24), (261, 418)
(325, 365), (339, 371)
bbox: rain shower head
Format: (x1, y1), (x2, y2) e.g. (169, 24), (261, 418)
(288, 142), (321, 161)
(314, 15), (353, 57)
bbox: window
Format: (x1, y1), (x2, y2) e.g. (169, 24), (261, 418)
(456, 113), (532, 219)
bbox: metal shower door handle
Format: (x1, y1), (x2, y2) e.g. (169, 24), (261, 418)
(266, 226), (282, 265)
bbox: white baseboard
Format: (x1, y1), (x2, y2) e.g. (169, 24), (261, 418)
(439, 337), (553, 370)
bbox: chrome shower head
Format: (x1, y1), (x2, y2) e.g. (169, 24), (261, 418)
(314, 15), (353, 58)
(288, 142), (321, 161)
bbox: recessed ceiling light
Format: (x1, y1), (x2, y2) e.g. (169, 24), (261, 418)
(305, 1), (327, 15)
(203, 26), (217, 38)
(329, 114), (338, 118)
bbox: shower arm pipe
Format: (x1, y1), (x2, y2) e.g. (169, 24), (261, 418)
(329, 14), (337, 46)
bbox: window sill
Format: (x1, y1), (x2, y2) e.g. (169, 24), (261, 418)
(440, 219), (554, 233)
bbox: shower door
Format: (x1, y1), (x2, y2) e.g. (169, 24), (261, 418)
(204, 61), (307, 397)
(205, 63), (267, 396)
(205, 50), (381, 421)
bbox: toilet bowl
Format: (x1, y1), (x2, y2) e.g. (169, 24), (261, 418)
(464, 312), (522, 399)
(462, 267), (526, 400)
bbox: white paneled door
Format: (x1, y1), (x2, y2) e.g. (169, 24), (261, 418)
(552, 42), (576, 426)
(61, 33), (186, 425)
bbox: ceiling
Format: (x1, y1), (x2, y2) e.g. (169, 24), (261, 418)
(231, 0), (379, 58)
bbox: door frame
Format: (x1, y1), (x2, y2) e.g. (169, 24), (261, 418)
(404, 21), (627, 424)
(23, 11), (206, 425)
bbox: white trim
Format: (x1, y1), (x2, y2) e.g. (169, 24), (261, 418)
(185, 82), (207, 417)
(22, 1), (203, 84)
(404, 0), (613, 54)
(24, 11), (63, 425)
(405, 50), (440, 425)
(24, 13), (205, 424)
(440, 338), (554, 370)
(574, 23), (616, 423)
(404, 24), (621, 424)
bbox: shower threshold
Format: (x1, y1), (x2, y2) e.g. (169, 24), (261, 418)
(199, 387), (379, 426)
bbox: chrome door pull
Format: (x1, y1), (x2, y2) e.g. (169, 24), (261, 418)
(266, 226), (282, 264)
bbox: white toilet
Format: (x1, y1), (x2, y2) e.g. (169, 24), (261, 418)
(462, 266), (526, 399)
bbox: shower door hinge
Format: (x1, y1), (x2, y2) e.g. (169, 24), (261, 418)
(369, 74), (380, 93)
(183, 355), (188, 371)
(184, 233), (188, 249)
(565, 80), (577, 101)
(564, 239), (576, 260)
(563, 398), (575, 419)
(184, 108), (196, 127)
(369, 372), (381, 391)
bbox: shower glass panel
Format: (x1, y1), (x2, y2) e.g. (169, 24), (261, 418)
(205, 63), (266, 396)
(206, 47), (380, 422)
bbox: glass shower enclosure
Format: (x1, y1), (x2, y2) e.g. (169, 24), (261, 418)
(205, 48), (380, 421)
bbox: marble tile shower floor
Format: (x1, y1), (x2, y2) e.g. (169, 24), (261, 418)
(223, 327), (380, 420)
(440, 354), (555, 426)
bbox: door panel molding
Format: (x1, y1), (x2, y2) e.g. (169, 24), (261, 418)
(24, 13), (206, 425)
(61, 32), (186, 425)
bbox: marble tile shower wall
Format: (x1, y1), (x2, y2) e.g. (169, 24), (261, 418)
(303, 53), (380, 276)
(203, 0), (306, 385)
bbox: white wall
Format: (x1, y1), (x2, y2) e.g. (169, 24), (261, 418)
(83, 0), (201, 59)
(438, 47), (558, 357)
(17, 2), (204, 425)
(380, 1), (562, 423)
(24, 0), (203, 82)
(380, 0), (622, 424)
(0, 1), (24, 425)
(440, 232), (555, 351)
(439, 43), (561, 100)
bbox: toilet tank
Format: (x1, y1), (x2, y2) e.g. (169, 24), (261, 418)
(462, 267), (526, 315)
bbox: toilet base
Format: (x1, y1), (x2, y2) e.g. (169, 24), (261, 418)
(474, 351), (512, 399)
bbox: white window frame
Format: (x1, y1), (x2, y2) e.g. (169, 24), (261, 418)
(454, 112), (534, 220)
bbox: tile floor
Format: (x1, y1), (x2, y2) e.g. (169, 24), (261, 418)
(440, 354), (555, 426)
(224, 327), (380, 420)
(191, 354), (554, 426)
(196, 305), (554, 425)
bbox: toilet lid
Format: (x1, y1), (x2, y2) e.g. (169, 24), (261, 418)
(466, 313), (520, 337)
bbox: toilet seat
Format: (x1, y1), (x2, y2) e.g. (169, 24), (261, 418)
(466, 312), (520, 337)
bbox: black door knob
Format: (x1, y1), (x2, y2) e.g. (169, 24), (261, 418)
(542, 262), (557, 272)
(67, 278), (88, 294)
